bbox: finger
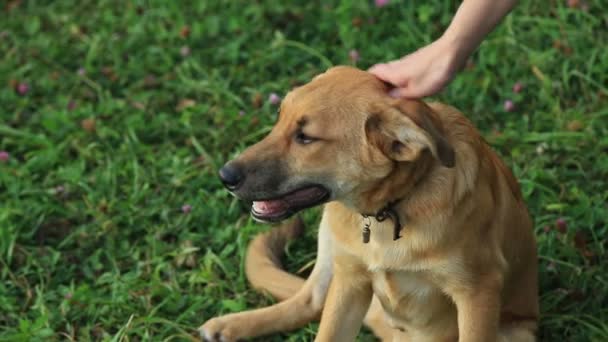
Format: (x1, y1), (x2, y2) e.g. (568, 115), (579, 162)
(367, 63), (390, 79)
(388, 86), (427, 99)
(367, 63), (386, 73)
(368, 63), (405, 87)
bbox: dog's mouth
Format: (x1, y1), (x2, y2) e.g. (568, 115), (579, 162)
(250, 185), (330, 222)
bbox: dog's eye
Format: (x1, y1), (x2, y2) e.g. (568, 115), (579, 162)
(295, 131), (316, 145)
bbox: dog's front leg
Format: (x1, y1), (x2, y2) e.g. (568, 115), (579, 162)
(449, 275), (503, 342)
(315, 255), (372, 342)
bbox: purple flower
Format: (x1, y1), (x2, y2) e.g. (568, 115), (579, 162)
(349, 49), (360, 63)
(180, 46), (191, 57)
(77, 68), (86, 76)
(503, 100), (515, 112)
(268, 93), (281, 105)
(67, 101), (77, 111)
(0, 151), (9, 162)
(555, 217), (567, 233)
(512, 82), (523, 93)
(64, 292), (73, 300)
(374, 0), (390, 8)
(181, 204), (192, 214)
(238, 110), (246, 116)
(16, 83), (29, 96)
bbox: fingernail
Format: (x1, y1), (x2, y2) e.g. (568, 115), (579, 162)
(389, 88), (401, 98)
(370, 63), (388, 71)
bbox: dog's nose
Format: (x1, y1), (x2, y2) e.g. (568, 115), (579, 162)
(218, 163), (244, 190)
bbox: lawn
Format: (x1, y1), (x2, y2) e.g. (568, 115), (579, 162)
(1, 0), (607, 341)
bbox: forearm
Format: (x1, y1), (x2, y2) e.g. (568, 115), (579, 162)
(368, 0), (518, 98)
(442, 0), (518, 62)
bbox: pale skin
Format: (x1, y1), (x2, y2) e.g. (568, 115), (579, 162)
(369, 0), (519, 98)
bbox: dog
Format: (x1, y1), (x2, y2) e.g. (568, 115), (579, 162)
(200, 66), (538, 341)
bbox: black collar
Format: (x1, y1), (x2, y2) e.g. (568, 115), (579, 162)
(360, 199), (404, 243)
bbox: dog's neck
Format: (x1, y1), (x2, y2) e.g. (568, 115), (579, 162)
(354, 153), (437, 243)
(359, 152), (436, 214)
(360, 199), (403, 243)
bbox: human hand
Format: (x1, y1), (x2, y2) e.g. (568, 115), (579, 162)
(368, 37), (466, 99)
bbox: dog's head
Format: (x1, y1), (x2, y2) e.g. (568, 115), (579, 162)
(219, 66), (454, 222)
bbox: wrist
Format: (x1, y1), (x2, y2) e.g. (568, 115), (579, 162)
(436, 35), (470, 74)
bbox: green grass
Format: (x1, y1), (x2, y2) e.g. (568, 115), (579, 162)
(1, 0), (607, 341)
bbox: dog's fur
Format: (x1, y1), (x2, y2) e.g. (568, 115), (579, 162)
(200, 66), (538, 341)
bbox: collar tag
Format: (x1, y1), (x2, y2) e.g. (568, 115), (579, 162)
(360, 202), (403, 244)
(362, 216), (371, 243)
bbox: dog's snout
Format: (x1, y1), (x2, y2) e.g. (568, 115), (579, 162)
(218, 163), (244, 190)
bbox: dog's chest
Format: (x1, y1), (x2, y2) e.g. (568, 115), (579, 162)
(371, 270), (455, 329)
(372, 270), (436, 308)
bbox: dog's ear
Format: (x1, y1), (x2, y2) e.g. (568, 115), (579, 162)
(365, 100), (455, 168)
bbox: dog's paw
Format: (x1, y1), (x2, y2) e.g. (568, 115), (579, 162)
(198, 317), (242, 342)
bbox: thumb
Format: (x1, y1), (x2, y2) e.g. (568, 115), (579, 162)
(388, 86), (425, 99)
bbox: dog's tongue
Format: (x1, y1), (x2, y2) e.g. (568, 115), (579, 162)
(252, 200), (288, 216)
(252, 187), (327, 217)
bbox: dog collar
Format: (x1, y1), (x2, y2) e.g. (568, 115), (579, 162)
(360, 200), (403, 244)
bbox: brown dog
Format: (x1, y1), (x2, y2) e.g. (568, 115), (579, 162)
(200, 66), (538, 341)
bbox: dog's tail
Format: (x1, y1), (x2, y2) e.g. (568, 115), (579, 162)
(245, 217), (306, 301)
